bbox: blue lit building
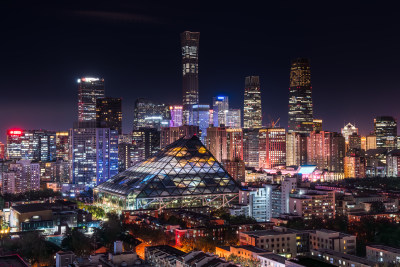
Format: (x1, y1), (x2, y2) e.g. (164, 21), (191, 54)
(71, 127), (118, 187)
(192, 104), (210, 143)
(212, 96), (229, 126)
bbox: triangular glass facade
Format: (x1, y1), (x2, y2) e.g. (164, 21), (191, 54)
(95, 135), (240, 211)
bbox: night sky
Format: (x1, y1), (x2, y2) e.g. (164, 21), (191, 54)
(1, 1), (400, 143)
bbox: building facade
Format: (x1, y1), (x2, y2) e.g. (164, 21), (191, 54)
(244, 76), (262, 129)
(374, 116), (397, 150)
(77, 77), (105, 123)
(96, 97), (122, 134)
(181, 31), (200, 125)
(259, 128), (286, 169)
(288, 58), (313, 134)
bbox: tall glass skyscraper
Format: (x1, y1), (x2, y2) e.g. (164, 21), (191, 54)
(288, 58), (313, 134)
(374, 116), (397, 150)
(192, 104), (210, 142)
(96, 97), (122, 134)
(212, 96), (229, 127)
(78, 77), (105, 123)
(181, 31), (200, 125)
(243, 76), (262, 129)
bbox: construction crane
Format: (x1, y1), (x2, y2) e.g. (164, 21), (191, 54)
(267, 115), (280, 128)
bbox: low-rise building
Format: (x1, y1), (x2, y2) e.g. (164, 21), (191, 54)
(239, 227), (298, 257)
(310, 249), (377, 267)
(215, 245), (270, 260)
(366, 244), (400, 264)
(145, 245), (186, 267)
(176, 250), (239, 267)
(308, 229), (356, 254)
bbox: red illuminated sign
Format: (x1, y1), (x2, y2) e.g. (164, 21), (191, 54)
(8, 129), (23, 136)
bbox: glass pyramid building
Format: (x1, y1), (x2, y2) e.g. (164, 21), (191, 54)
(94, 135), (241, 211)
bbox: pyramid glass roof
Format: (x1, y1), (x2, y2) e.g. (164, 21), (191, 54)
(96, 135), (241, 200)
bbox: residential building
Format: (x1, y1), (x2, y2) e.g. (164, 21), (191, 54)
(366, 245), (400, 264)
(387, 149), (400, 177)
(310, 249), (376, 267)
(289, 189), (335, 220)
(309, 229), (357, 254)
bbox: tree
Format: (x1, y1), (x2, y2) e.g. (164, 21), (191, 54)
(369, 202), (386, 214)
(62, 228), (92, 256)
(2, 232), (58, 266)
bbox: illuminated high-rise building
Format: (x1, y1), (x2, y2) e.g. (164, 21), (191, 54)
(259, 128), (286, 169)
(286, 132), (307, 167)
(181, 31), (200, 125)
(313, 119), (323, 132)
(71, 127), (118, 186)
(132, 128), (161, 164)
(366, 134), (377, 150)
(6, 129), (56, 162)
(56, 131), (70, 161)
(361, 136), (367, 151)
(348, 132), (361, 152)
(288, 58), (313, 134)
(96, 97), (122, 134)
(212, 96), (229, 126)
(243, 76), (262, 129)
(243, 129), (259, 168)
(307, 131), (345, 172)
(160, 125), (198, 149)
(226, 109), (241, 128)
(344, 155), (365, 178)
(0, 142), (4, 160)
(133, 98), (170, 130)
(192, 104), (210, 142)
(169, 105), (183, 127)
(341, 123), (358, 143)
(374, 116), (397, 150)
(2, 160), (40, 194)
(77, 77), (105, 123)
(206, 127), (243, 175)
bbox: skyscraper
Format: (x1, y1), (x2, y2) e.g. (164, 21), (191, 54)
(225, 109), (241, 128)
(70, 127), (118, 186)
(192, 104), (210, 142)
(288, 58), (313, 134)
(212, 96), (229, 126)
(169, 105), (183, 127)
(96, 97), (122, 134)
(181, 31), (200, 125)
(259, 128), (286, 169)
(374, 116), (397, 150)
(243, 129), (259, 168)
(6, 129), (56, 162)
(243, 76), (262, 129)
(133, 98), (170, 130)
(77, 77), (105, 123)
(341, 123), (358, 143)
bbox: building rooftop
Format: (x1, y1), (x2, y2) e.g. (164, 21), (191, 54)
(258, 253), (286, 264)
(96, 135), (241, 198)
(312, 249), (376, 266)
(0, 254), (30, 267)
(242, 229), (296, 237)
(11, 203), (52, 213)
(368, 244), (400, 254)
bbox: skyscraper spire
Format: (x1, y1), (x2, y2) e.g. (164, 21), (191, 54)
(288, 58), (313, 134)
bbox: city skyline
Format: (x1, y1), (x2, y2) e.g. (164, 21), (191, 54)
(2, 2), (400, 142)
